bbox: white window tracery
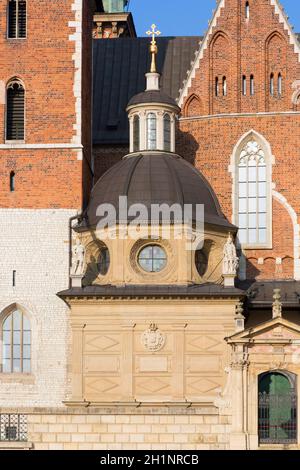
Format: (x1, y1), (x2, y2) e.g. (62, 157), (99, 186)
(237, 140), (268, 246)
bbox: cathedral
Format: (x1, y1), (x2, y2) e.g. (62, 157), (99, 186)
(0, 0), (300, 451)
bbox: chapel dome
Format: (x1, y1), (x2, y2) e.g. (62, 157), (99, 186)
(127, 89), (180, 110)
(81, 152), (235, 230)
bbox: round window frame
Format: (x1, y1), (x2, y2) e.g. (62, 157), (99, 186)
(130, 239), (174, 280)
(137, 244), (167, 274)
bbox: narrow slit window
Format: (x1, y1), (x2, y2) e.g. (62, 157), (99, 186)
(270, 73), (274, 96)
(146, 113), (157, 150)
(250, 75), (255, 96)
(6, 80), (25, 141)
(278, 73), (282, 96)
(215, 77), (219, 97)
(242, 75), (247, 96)
(163, 114), (171, 152)
(245, 1), (250, 19)
(8, 1), (26, 39)
(133, 115), (140, 152)
(10, 171), (15, 192)
(222, 76), (227, 96)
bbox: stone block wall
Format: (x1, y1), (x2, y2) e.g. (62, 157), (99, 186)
(0, 209), (75, 407)
(25, 408), (232, 450)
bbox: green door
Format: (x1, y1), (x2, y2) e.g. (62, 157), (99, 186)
(258, 372), (297, 443)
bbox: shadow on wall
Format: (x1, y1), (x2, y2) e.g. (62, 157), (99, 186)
(246, 256), (294, 281)
(176, 126), (199, 166)
(246, 257), (261, 281)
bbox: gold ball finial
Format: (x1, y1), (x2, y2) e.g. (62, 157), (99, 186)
(146, 24), (161, 73)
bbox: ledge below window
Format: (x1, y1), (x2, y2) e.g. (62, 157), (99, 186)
(0, 441), (33, 450)
(0, 373), (35, 385)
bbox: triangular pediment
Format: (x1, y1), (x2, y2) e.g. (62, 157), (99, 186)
(227, 317), (300, 343)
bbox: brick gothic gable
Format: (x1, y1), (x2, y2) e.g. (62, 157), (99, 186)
(179, 0), (300, 114)
(176, 0), (300, 281)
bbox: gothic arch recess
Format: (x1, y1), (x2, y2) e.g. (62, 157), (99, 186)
(183, 93), (202, 117)
(210, 31), (231, 111)
(265, 31), (287, 101)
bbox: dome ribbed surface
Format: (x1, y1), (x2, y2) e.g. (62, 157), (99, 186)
(127, 90), (180, 109)
(83, 153), (235, 230)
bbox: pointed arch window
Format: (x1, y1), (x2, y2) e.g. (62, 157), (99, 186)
(245, 1), (250, 19)
(215, 77), (219, 97)
(278, 73), (282, 96)
(242, 75), (247, 96)
(10, 171), (15, 192)
(133, 115), (140, 152)
(270, 73), (274, 96)
(6, 79), (25, 141)
(250, 75), (255, 96)
(163, 114), (171, 152)
(8, 1), (26, 39)
(2, 308), (31, 373)
(222, 76), (227, 96)
(146, 113), (157, 150)
(237, 139), (270, 246)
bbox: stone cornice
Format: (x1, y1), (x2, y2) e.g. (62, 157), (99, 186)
(179, 111), (300, 122)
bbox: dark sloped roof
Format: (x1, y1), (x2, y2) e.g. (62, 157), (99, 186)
(58, 283), (244, 299)
(239, 280), (300, 308)
(93, 36), (201, 144)
(79, 152), (236, 230)
(93, 34), (300, 145)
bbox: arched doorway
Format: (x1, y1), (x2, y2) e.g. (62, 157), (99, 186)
(258, 371), (297, 444)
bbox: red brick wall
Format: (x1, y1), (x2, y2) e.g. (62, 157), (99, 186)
(93, 145), (128, 183)
(82, 0), (93, 207)
(0, 148), (82, 209)
(177, 0), (300, 280)
(0, 0), (92, 209)
(182, 0), (300, 116)
(177, 112), (299, 279)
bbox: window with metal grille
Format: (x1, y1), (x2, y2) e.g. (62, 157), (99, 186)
(0, 414), (27, 441)
(258, 372), (297, 445)
(2, 308), (31, 373)
(8, 1), (26, 39)
(6, 80), (25, 141)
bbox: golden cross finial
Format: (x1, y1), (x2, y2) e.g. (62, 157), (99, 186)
(146, 24), (161, 73)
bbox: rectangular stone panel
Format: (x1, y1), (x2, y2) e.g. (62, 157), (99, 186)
(136, 356), (169, 373)
(186, 355), (221, 373)
(84, 355), (120, 373)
